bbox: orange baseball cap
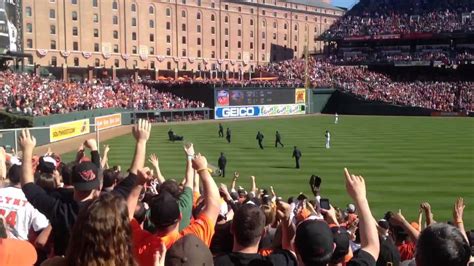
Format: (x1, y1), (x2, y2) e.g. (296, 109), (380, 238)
(0, 238), (37, 266)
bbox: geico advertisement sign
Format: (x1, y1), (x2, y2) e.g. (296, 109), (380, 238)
(215, 106), (260, 119)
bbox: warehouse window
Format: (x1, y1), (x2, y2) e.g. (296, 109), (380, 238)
(26, 7), (32, 17)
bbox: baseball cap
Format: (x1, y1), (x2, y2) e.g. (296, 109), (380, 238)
(410, 222), (420, 232)
(149, 191), (180, 228)
(378, 219), (390, 230)
(165, 234), (213, 266)
(0, 238), (37, 266)
(295, 220), (334, 264)
(331, 226), (351, 263)
(72, 162), (100, 191)
(38, 156), (57, 174)
(347, 204), (356, 214)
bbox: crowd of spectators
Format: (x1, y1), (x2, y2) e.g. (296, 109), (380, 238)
(330, 47), (474, 65)
(260, 58), (474, 112)
(0, 122), (473, 266)
(2, 55), (473, 116)
(0, 71), (205, 116)
(322, 0), (473, 39)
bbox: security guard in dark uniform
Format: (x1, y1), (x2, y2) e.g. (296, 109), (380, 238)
(218, 152), (227, 177)
(226, 128), (231, 143)
(256, 131), (264, 149)
(275, 131), (284, 148)
(292, 146), (302, 169)
(218, 123), (224, 138)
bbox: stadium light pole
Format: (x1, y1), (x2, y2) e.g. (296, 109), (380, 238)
(304, 25), (310, 90)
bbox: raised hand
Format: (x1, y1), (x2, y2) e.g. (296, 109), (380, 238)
(344, 168), (366, 202)
(148, 154), (159, 168)
(0, 147), (5, 161)
(390, 209), (407, 226)
(453, 197), (465, 223)
(104, 145), (110, 154)
(137, 167), (153, 186)
(84, 139), (98, 151)
(19, 129), (37, 153)
(270, 186), (276, 197)
(233, 171), (239, 179)
(184, 143), (195, 156)
(219, 183), (232, 201)
(219, 183), (228, 193)
(420, 202), (431, 213)
(154, 242), (167, 266)
(132, 119), (151, 142)
(276, 200), (292, 220)
(192, 153), (208, 171)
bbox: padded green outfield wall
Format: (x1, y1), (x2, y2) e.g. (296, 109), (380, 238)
(309, 88), (336, 113)
(0, 108), (128, 148)
(32, 108), (126, 127)
(0, 108), (209, 148)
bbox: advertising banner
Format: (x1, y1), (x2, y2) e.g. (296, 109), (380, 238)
(215, 104), (305, 120)
(295, 88), (306, 104)
(373, 34), (400, 40)
(95, 113), (122, 131)
(260, 104), (305, 117)
(216, 89), (230, 106)
(50, 119), (90, 142)
(215, 106), (260, 119)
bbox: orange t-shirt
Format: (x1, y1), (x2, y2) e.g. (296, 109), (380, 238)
(131, 213), (215, 266)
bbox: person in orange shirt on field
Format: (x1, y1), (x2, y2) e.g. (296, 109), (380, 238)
(127, 154), (220, 266)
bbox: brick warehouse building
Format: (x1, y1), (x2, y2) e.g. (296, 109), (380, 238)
(22, 0), (343, 73)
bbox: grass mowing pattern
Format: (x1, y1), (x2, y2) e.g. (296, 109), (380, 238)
(62, 115), (474, 228)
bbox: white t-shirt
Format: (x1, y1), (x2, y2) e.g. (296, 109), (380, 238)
(0, 186), (49, 240)
(326, 132), (331, 141)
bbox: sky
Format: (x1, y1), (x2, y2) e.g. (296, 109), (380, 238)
(331, 0), (359, 9)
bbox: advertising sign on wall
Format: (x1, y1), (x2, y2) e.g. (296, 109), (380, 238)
(50, 119), (90, 142)
(95, 113), (122, 131)
(215, 104), (305, 120)
(295, 88), (306, 104)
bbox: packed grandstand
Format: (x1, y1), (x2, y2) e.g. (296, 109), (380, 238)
(0, 0), (473, 265)
(1, 57), (472, 115)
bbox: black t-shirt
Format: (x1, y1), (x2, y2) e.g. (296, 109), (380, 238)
(214, 250), (297, 266)
(210, 221), (233, 256)
(348, 249), (377, 266)
(377, 236), (401, 266)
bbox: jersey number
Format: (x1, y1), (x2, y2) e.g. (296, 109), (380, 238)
(0, 209), (17, 227)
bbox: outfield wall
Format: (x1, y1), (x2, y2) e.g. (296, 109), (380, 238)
(0, 108), (211, 149)
(322, 90), (435, 116)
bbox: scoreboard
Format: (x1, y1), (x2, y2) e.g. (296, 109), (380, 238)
(214, 88), (307, 119)
(218, 88), (296, 106)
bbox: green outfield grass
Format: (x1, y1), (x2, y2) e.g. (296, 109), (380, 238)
(63, 115), (474, 228)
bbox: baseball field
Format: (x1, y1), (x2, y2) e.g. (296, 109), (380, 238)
(61, 115), (474, 228)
